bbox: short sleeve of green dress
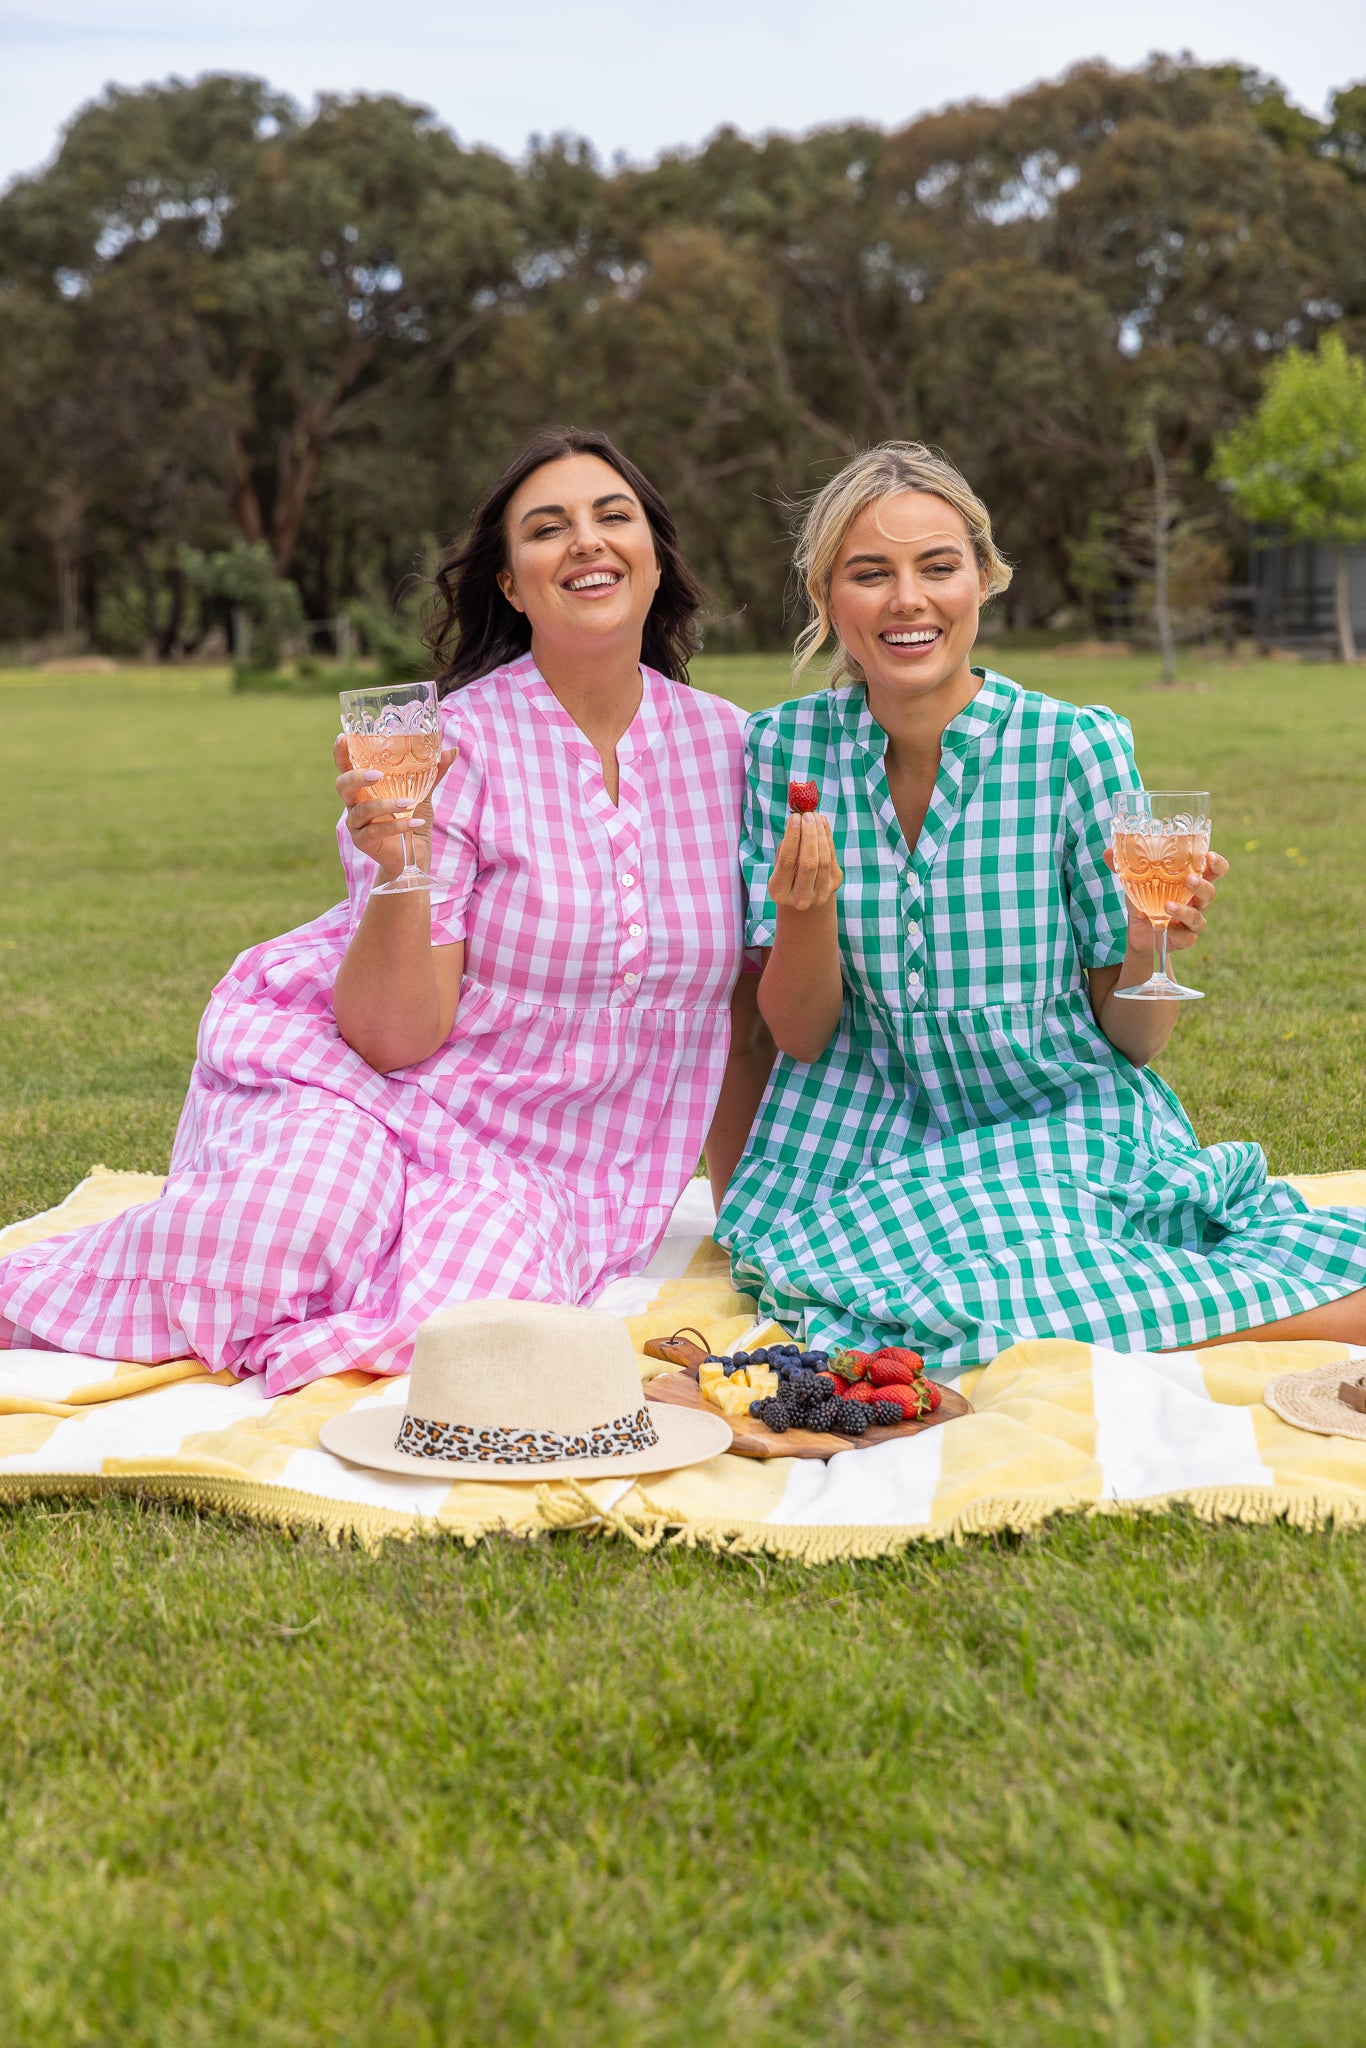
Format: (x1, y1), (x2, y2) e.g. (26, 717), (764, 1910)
(717, 671), (1366, 1375)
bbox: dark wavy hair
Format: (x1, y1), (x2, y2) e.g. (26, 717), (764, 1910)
(423, 428), (705, 695)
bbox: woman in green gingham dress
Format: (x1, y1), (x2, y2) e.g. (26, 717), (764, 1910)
(716, 445), (1366, 1376)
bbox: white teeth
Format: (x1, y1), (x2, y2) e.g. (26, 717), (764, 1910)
(566, 571), (621, 591)
(883, 629), (940, 645)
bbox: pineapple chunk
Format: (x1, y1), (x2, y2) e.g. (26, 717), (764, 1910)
(704, 1366), (779, 1416)
(709, 1378), (758, 1417)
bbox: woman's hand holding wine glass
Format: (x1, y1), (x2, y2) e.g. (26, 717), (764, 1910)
(334, 736), (458, 883)
(1104, 842), (1228, 966)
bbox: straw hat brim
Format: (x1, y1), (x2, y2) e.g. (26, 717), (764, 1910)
(1263, 1362), (1366, 1441)
(318, 1396), (733, 1481)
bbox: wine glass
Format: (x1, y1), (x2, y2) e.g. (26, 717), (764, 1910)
(1110, 790), (1212, 1002)
(338, 680), (443, 896)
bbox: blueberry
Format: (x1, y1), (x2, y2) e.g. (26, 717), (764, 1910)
(747, 1348), (770, 1365)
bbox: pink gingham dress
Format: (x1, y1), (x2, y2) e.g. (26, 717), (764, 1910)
(0, 659), (747, 1393)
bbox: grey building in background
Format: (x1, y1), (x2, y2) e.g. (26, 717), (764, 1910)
(1250, 541), (1366, 648)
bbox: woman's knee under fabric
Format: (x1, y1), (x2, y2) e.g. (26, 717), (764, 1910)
(0, 1096), (408, 1368)
(168, 1090), (409, 1304)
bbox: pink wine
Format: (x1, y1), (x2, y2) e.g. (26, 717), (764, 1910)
(347, 730), (441, 812)
(1112, 830), (1208, 927)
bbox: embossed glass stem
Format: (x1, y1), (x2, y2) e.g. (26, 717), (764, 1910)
(1109, 790), (1212, 1003)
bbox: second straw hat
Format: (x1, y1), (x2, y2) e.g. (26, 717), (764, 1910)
(320, 1298), (732, 1480)
(1263, 1362), (1366, 1442)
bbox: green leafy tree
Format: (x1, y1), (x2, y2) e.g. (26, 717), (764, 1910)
(1212, 333), (1366, 661)
(4, 58), (1366, 651)
(181, 540), (305, 673)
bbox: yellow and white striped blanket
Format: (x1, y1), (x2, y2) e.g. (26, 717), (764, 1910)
(2, 1168), (1364, 1559)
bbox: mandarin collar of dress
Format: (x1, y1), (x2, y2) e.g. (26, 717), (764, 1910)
(836, 667), (1020, 758)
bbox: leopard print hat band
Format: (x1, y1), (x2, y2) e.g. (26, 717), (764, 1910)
(395, 1405), (660, 1466)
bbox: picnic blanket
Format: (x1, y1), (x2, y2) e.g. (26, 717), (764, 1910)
(2, 1167), (1365, 1559)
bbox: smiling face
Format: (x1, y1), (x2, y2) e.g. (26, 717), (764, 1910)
(497, 453), (662, 660)
(828, 491), (988, 718)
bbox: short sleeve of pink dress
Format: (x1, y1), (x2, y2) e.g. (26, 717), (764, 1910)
(0, 659), (749, 1396)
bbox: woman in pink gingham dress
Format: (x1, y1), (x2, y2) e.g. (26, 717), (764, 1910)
(0, 432), (770, 1395)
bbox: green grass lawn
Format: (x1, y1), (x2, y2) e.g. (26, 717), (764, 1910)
(1, 652), (1365, 2044)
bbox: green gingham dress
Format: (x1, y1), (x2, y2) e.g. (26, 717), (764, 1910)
(716, 670), (1366, 1376)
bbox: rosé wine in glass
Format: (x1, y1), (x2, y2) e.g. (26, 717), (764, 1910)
(1111, 830), (1208, 926)
(1110, 791), (1211, 1002)
(338, 680), (443, 896)
(344, 729), (442, 813)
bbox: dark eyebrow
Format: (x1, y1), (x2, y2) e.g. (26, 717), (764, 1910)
(519, 491), (636, 525)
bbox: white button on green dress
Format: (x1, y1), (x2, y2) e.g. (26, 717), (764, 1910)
(716, 672), (1366, 1377)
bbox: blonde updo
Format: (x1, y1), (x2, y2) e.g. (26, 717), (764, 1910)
(792, 442), (1013, 689)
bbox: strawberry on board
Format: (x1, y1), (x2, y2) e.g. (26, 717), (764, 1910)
(868, 1349), (925, 1387)
(788, 778), (819, 814)
(875, 1381), (933, 1421)
(828, 1348), (874, 1383)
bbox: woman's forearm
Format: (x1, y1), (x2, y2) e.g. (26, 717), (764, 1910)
(333, 897), (459, 1073)
(1090, 949), (1179, 1067)
(757, 903), (843, 1062)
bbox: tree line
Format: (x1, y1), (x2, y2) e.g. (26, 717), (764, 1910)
(1, 55), (1364, 658)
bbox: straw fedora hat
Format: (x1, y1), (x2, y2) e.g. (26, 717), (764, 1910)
(1263, 1362), (1366, 1442)
(319, 1299), (732, 1480)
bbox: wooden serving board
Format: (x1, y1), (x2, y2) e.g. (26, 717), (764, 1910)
(646, 1368), (972, 1462)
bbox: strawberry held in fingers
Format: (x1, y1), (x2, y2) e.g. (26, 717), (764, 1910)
(788, 778), (820, 815)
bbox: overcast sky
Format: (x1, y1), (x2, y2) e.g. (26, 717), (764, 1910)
(2, 0), (1362, 191)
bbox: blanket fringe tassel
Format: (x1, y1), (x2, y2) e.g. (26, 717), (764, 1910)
(3, 1470), (1366, 1558)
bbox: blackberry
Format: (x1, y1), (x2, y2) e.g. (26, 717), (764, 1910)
(752, 1398), (791, 1432)
(831, 1404), (869, 1436)
(806, 1400), (846, 1432)
(869, 1400), (903, 1426)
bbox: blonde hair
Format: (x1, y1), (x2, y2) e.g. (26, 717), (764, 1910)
(792, 442), (1013, 689)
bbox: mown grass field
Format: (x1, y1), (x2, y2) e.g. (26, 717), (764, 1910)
(1, 651), (1365, 2045)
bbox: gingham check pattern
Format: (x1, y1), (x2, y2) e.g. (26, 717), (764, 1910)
(716, 672), (1366, 1374)
(0, 660), (748, 1395)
